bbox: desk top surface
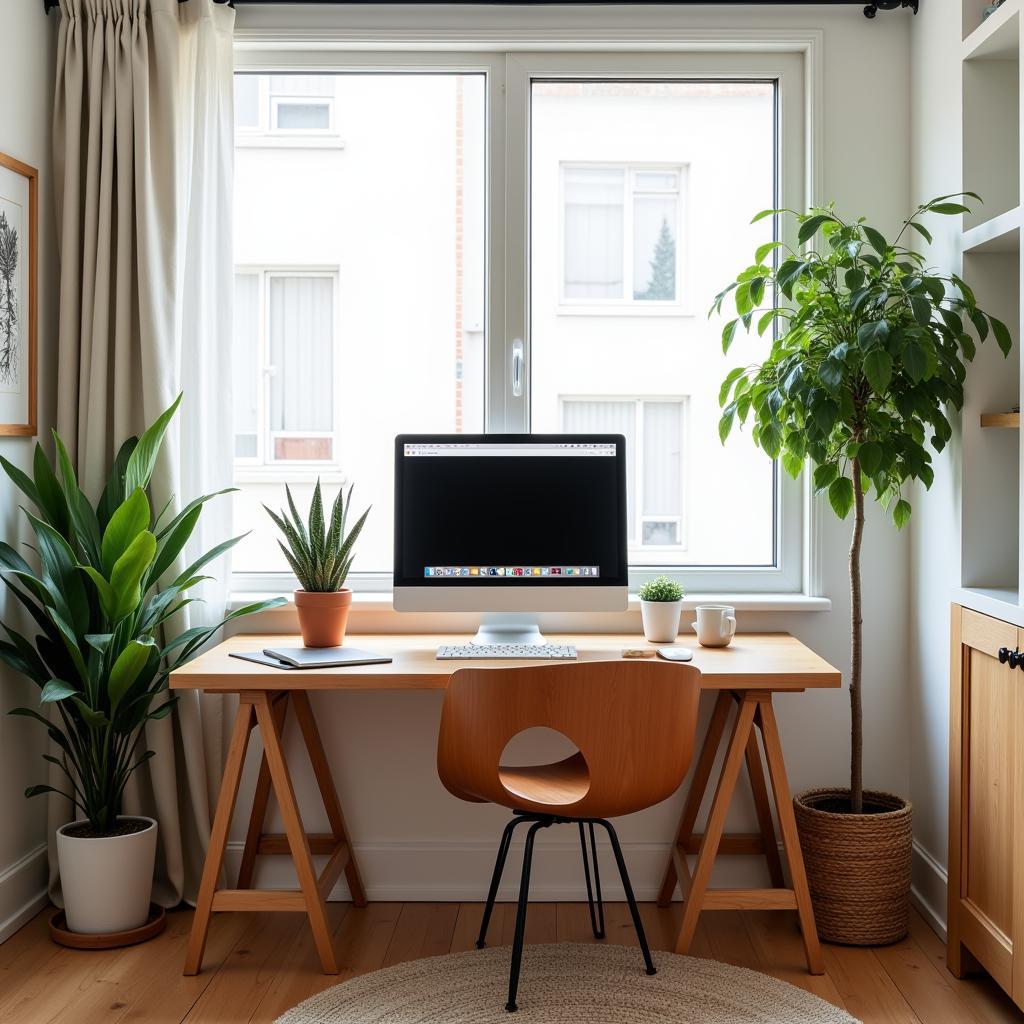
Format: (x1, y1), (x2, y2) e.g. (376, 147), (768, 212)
(169, 633), (841, 692)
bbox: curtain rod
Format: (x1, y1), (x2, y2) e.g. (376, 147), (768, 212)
(42, 1), (918, 19)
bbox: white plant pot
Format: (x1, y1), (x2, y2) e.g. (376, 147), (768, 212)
(56, 816), (157, 934)
(640, 599), (684, 644)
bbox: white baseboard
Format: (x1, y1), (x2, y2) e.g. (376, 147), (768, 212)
(0, 843), (49, 944)
(910, 839), (947, 942)
(223, 837), (783, 902)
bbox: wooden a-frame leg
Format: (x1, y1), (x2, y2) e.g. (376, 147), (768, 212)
(254, 692), (339, 975)
(746, 723), (785, 888)
(675, 696), (758, 954)
(184, 698), (255, 975)
(758, 699), (824, 975)
(657, 691), (733, 907)
(236, 694), (289, 890)
(292, 690), (367, 907)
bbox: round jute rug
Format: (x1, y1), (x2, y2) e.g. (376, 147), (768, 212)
(275, 943), (860, 1024)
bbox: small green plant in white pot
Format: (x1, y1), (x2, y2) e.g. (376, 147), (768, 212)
(638, 576), (685, 643)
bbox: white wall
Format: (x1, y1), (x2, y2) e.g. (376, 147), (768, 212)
(907, 0), (967, 936)
(229, 4), (914, 901)
(0, 5), (58, 942)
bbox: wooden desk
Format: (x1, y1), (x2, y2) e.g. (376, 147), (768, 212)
(171, 633), (839, 977)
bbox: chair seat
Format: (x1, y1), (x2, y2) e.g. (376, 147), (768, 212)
(498, 751), (591, 809)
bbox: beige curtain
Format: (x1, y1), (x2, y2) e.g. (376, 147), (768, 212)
(51, 0), (236, 906)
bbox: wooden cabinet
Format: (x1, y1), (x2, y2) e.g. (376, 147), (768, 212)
(948, 604), (1024, 1006)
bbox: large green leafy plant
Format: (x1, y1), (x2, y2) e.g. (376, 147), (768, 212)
(0, 396), (284, 834)
(266, 480), (369, 592)
(714, 194), (1010, 814)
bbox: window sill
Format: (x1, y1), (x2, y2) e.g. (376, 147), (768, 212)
(227, 590), (832, 614)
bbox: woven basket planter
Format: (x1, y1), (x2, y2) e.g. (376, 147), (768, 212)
(793, 788), (912, 946)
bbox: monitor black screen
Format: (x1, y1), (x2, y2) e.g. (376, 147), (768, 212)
(393, 434), (628, 588)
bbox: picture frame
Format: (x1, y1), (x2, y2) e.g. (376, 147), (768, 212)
(0, 151), (37, 437)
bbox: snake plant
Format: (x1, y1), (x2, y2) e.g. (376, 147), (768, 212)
(265, 480), (369, 592)
(0, 395), (285, 834)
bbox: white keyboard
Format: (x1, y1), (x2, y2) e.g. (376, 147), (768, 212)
(436, 643), (578, 661)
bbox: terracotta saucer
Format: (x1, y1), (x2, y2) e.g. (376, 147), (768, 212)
(49, 904), (166, 949)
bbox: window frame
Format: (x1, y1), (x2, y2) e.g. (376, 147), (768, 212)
(558, 161), (687, 312)
(230, 43), (812, 597)
(232, 265), (342, 478)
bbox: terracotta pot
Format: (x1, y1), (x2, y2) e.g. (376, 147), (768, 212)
(794, 787), (912, 945)
(294, 588), (353, 647)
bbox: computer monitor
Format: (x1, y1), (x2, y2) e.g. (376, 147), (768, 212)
(393, 434), (629, 644)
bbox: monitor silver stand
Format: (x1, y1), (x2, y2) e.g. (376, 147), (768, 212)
(471, 613), (547, 646)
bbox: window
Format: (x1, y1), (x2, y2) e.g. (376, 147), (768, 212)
(531, 76), (780, 575)
(235, 74), (338, 140)
(231, 51), (806, 592)
(232, 73), (486, 576)
(232, 269), (337, 466)
(562, 165), (682, 305)
(562, 398), (685, 554)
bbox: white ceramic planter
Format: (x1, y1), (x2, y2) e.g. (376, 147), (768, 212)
(640, 599), (684, 644)
(56, 816), (157, 934)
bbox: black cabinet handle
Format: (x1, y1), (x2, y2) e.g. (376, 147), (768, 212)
(995, 646), (1024, 670)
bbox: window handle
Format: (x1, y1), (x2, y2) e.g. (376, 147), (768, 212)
(511, 339), (524, 398)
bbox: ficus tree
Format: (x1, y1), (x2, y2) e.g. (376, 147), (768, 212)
(714, 194), (1011, 814)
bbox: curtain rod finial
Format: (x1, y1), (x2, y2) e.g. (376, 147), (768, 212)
(864, 0), (919, 16)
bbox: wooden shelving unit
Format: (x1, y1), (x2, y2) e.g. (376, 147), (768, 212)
(953, 8), (1024, 1003)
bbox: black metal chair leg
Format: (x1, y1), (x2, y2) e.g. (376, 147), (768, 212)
(597, 819), (656, 976)
(506, 819), (549, 1013)
(478, 816), (528, 949)
(579, 822), (605, 939)
(589, 822), (605, 937)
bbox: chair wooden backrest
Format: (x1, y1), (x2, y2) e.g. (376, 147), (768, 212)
(437, 660), (702, 819)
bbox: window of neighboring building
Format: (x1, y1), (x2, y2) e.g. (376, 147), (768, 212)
(232, 269), (337, 466)
(234, 74), (338, 140)
(561, 397), (686, 554)
(562, 164), (683, 306)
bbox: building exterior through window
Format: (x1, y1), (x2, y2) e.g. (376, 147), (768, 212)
(231, 74), (776, 578)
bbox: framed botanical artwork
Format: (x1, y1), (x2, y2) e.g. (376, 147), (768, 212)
(0, 152), (37, 436)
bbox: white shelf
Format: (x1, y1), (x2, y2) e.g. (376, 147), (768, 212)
(964, 0), (1020, 61)
(955, 586), (1024, 624)
(962, 206), (1022, 252)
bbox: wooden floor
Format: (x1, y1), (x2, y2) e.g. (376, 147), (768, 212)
(0, 903), (1020, 1023)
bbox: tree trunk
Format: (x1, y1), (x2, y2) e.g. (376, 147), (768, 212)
(849, 458), (865, 814)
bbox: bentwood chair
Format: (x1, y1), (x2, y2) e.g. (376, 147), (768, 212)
(437, 659), (702, 1012)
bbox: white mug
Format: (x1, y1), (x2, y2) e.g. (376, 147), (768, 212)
(692, 604), (737, 648)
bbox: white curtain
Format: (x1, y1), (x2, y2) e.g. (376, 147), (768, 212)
(51, 0), (236, 907)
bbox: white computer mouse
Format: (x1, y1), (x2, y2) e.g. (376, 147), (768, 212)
(656, 647), (694, 662)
